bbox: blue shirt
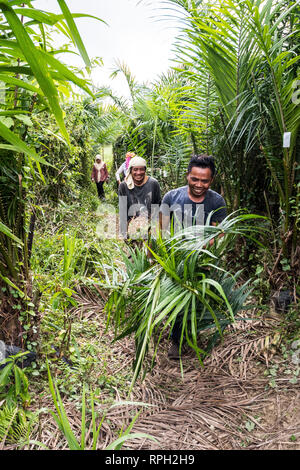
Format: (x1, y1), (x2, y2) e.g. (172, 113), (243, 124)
(160, 186), (226, 230)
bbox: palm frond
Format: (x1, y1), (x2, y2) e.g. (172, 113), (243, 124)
(104, 211), (266, 389)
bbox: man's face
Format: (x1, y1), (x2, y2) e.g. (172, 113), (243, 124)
(131, 166), (146, 185)
(187, 166), (213, 199)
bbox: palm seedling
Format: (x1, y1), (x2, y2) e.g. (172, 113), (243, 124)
(46, 361), (157, 450)
(104, 211), (268, 391)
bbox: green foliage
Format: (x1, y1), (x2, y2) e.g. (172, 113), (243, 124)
(26, 101), (97, 206)
(99, 65), (192, 181)
(160, 0), (300, 261)
(0, 1), (103, 346)
(0, 352), (31, 407)
(29, 194), (123, 386)
(104, 211), (267, 390)
(46, 360), (157, 450)
(0, 403), (32, 445)
(0, 350), (39, 446)
(0, 1), (97, 146)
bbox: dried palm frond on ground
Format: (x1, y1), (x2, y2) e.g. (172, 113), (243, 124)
(205, 311), (283, 375)
(128, 368), (299, 450)
(70, 284), (107, 319)
(10, 295), (298, 451)
(125, 316), (300, 450)
(116, 307), (299, 450)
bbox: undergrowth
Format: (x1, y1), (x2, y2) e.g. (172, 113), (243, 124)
(0, 186), (136, 448)
(1, 185), (299, 449)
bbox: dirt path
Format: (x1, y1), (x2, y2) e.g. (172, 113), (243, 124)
(29, 284), (299, 451)
(103, 310), (300, 450)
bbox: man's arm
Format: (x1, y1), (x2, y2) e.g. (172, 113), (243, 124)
(154, 180), (162, 206)
(159, 192), (172, 239)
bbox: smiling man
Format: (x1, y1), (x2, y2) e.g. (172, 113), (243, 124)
(159, 154), (227, 359)
(160, 154), (226, 237)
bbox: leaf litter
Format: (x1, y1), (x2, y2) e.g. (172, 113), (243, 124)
(27, 289), (299, 451)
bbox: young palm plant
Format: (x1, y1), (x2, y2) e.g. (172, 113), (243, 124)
(46, 361), (157, 450)
(104, 211), (267, 391)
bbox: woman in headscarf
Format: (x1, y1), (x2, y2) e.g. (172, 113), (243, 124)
(91, 154), (109, 199)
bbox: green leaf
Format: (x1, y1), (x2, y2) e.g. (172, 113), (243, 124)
(15, 114), (33, 126)
(0, 120), (50, 165)
(0, 116), (14, 128)
(57, 0), (91, 68)
(289, 377), (298, 385)
(245, 420), (255, 432)
(0, 221), (22, 243)
(0, 362), (13, 387)
(105, 432), (157, 450)
(37, 49), (94, 97)
(0, 73), (46, 100)
(80, 383), (86, 450)
(13, 7), (63, 25)
(0, 2), (69, 143)
(0, 273), (24, 296)
(46, 360), (80, 450)
(12, 8), (107, 28)
(0, 66), (33, 79)
(14, 365), (21, 395)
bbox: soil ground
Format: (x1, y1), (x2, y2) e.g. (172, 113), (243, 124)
(33, 291), (300, 451)
(4, 195), (299, 451)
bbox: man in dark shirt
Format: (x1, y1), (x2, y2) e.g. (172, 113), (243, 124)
(118, 156), (161, 239)
(159, 154), (227, 358)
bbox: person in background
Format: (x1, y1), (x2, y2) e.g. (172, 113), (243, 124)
(91, 154), (109, 199)
(115, 152), (136, 186)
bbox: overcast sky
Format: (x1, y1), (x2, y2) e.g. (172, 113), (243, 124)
(34, 0), (183, 99)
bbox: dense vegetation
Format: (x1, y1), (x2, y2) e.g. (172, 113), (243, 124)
(0, 0), (299, 450)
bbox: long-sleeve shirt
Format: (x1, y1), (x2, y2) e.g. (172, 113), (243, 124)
(115, 162), (127, 182)
(91, 164), (109, 183)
